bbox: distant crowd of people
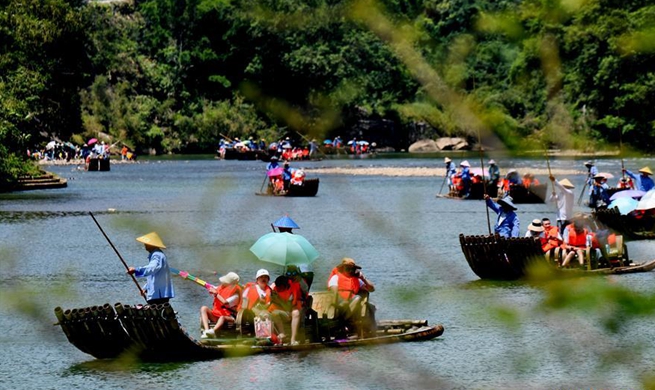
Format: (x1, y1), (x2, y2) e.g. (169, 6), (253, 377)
(27, 140), (136, 162)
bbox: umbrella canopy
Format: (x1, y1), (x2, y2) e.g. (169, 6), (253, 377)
(87, 138), (98, 146)
(267, 167), (284, 177)
(357, 140), (369, 145)
(323, 139), (332, 144)
(608, 197), (639, 215)
(636, 189), (655, 211)
(249, 232), (319, 266)
(282, 144), (292, 149)
(45, 141), (56, 150)
(609, 189), (646, 201)
(468, 167), (485, 177)
(597, 172), (614, 179)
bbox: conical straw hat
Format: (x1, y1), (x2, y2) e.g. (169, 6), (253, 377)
(559, 178), (575, 188)
(136, 232), (166, 249)
(639, 166), (653, 175)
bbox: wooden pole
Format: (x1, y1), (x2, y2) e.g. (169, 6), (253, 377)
(259, 174), (268, 194)
(438, 171), (447, 195)
(295, 130), (327, 159)
(477, 133), (491, 235)
(89, 212), (147, 302)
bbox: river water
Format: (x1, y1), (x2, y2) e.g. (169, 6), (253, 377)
(1, 154), (655, 389)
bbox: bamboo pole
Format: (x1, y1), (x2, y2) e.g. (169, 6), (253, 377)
(477, 133), (491, 235)
(89, 212), (147, 302)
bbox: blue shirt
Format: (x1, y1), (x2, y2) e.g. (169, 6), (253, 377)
(625, 169), (655, 192)
(283, 167), (293, 180)
(446, 162), (456, 177)
(489, 165), (500, 182)
(134, 250), (174, 301)
(486, 198), (520, 238)
(586, 165), (598, 186)
(460, 166), (471, 181)
(266, 161), (279, 171)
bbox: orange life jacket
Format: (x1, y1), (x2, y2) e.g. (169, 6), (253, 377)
(269, 283), (300, 312)
(211, 284), (242, 317)
(241, 282), (271, 310)
(333, 271), (361, 301)
(565, 226), (588, 248)
(542, 226), (562, 252)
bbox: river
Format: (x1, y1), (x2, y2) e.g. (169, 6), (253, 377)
(1, 154), (654, 389)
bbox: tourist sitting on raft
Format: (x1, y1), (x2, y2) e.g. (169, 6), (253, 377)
(241, 269), (272, 317)
(560, 217), (592, 268)
(484, 194), (520, 238)
(269, 275), (303, 345)
(522, 173), (539, 188)
(327, 258), (376, 336)
(541, 218), (563, 254)
(200, 272), (242, 339)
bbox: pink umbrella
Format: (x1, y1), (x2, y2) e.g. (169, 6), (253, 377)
(609, 189), (645, 201)
(267, 167), (284, 177)
(468, 167), (485, 177)
(87, 138), (98, 146)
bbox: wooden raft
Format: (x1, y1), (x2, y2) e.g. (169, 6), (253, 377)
(459, 233), (546, 280)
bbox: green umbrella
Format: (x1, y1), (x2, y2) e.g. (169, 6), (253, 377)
(249, 232), (319, 266)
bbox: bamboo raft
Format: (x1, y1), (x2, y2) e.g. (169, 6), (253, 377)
(459, 234), (546, 280)
(593, 207), (655, 240)
(55, 301), (443, 362)
(255, 178), (320, 197)
(460, 233), (655, 280)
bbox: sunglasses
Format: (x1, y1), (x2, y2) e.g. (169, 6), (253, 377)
(285, 271), (298, 277)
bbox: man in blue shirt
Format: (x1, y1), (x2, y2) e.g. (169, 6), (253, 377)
(484, 194), (520, 238)
(128, 232), (175, 304)
(623, 166), (654, 192)
(488, 159), (500, 187)
(266, 156), (280, 171)
(584, 161), (598, 189)
(460, 160), (472, 198)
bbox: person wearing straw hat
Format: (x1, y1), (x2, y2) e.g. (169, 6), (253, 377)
(488, 159), (500, 188)
(584, 161), (598, 189)
(273, 214), (300, 233)
(459, 160), (472, 198)
(484, 194), (520, 238)
(444, 157), (456, 191)
(589, 174), (610, 210)
(200, 272), (242, 339)
(623, 166), (654, 192)
(549, 175), (575, 231)
(525, 219), (545, 238)
(127, 232), (175, 305)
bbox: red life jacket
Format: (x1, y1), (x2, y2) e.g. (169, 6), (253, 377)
(241, 282), (271, 310)
(211, 284), (242, 317)
(566, 226), (588, 247)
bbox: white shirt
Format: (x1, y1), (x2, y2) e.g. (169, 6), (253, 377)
(549, 180), (574, 222)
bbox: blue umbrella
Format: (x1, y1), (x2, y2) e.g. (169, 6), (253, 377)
(608, 197), (639, 215)
(609, 189), (645, 201)
(323, 139), (332, 144)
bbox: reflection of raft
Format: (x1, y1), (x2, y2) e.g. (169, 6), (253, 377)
(86, 157), (110, 171)
(438, 182), (499, 199)
(460, 233), (655, 280)
(55, 302), (444, 362)
(594, 208), (655, 240)
(505, 183), (547, 203)
(459, 234), (546, 280)
(256, 178), (320, 197)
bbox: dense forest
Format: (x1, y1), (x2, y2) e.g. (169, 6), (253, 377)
(1, 0), (655, 181)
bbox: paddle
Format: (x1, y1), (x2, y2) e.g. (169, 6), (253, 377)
(295, 130), (327, 159)
(477, 132), (491, 235)
(259, 174), (269, 194)
(438, 170), (447, 195)
(89, 212), (147, 302)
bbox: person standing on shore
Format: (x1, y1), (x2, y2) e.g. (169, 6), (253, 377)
(127, 232), (175, 305)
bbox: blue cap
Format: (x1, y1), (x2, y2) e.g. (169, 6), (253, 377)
(273, 215), (300, 229)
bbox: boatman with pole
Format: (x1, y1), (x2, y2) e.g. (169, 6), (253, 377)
(127, 232), (175, 305)
(484, 194), (520, 238)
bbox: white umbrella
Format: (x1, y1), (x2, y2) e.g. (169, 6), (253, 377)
(45, 141), (56, 150)
(636, 189), (655, 210)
